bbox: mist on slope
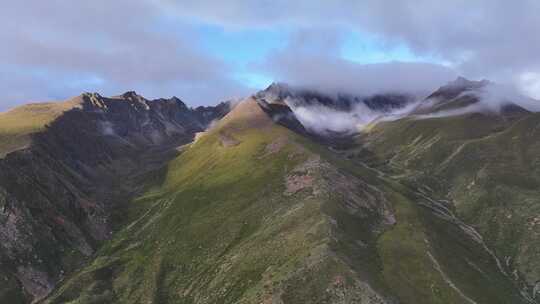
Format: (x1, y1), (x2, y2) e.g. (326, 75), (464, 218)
(415, 82), (540, 119)
(284, 96), (421, 135)
(260, 56), (456, 134)
(282, 81), (540, 136)
(471, 83), (540, 112)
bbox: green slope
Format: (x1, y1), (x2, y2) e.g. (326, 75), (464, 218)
(0, 98), (81, 157)
(354, 111), (540, 300)
(44, 100), (529, 303)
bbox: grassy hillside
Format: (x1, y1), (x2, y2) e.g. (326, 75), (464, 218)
(0, 98), (81, 157)
(353, 111), (540, 299)
(44, 99), (527, 303)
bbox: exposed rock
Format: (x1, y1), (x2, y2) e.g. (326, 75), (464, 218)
(284, 155), (321, 196)
(0, 92), (230, 303)
(218, 132), (241, 147)
(15, 266), (53, 303)
(259, 136), (288, 159)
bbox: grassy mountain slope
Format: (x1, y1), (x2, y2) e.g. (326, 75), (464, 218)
(45, 99), (528, 303)
(0, 93), (227, 303)
(351, 111), (540, 300)
(0, 98), (82, 157)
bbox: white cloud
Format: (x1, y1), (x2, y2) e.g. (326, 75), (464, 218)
(257, 31), (458, 97)
(4, 0), (540, 110)
(159, 0), (540, 96)
(0, 0), (249, 109)
(519, 72), (540, 100)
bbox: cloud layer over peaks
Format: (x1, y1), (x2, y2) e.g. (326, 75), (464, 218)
(3, 1), (540, 110)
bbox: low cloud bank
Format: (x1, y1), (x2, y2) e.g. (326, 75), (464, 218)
(285, 96), (420, 135)
(415, 83), (540, 119)
(262, 57), (457, 98)
(474, 83), (540, 112)
(283, 82), (540, 135)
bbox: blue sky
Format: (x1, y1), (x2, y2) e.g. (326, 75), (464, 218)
(195, 26), (448, 88)
(2, 1), (540, 110)
(196, 25), (286, 88)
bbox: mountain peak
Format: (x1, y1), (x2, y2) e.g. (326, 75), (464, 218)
(448, 76), (490, 89)
(169, 96), (188, 106)
(120, 90), (144, 100)
(426, 77), (490, 101)
(265, 82), (290, 92)
(257, 82), (294, 100)
(81, 92), (102, 99)
(166, 96), (189, 109)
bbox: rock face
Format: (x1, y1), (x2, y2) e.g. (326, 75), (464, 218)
(0, 92), (229, 303)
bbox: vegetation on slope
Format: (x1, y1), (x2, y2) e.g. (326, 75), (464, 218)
(46, 99), (377, 303)
(0, 92), (228, 303)
(0, 98), (81, 157)
(44, 99), (528, 303)
(353, 111), (540, 300)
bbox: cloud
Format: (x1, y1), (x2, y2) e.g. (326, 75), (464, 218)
(519, 72), (540, 100)
(285, 91), (425, 135)
(0, 0), (249, 110)
(261, 57), (457, 97)
(415, 82), (540, 120)
(256, 30), (458, 97)
(285, 81), (540, 136)
(160, 0), (540, 97)
(290, 104), (372, 135)
(473, 83), (540, 112)
(4, 0), (540, 111)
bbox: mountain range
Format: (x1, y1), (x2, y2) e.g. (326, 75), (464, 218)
(1, 77), (540, 303)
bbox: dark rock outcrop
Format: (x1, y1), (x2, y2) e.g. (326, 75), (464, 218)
(0, 92), (229, 303)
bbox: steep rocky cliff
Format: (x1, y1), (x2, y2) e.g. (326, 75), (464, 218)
(0, 92), (229, 303)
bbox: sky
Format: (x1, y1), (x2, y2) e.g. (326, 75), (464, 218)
(2, 0), (540, 110)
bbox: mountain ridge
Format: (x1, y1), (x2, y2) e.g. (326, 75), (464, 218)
(0, 92), (230, 303)
(2, 78), (540, 303)
(41, 96), (533, 303)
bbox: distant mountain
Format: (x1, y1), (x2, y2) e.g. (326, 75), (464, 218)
(427, 76), (490, 100)
(412, 77), (534, 117)
(255, 83), (417, 137)
(258, 82), (415, 112)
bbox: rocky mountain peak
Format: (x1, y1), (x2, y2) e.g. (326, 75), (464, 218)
(167, 96), (188, 108)
(0, 90), (234, 302)
(450, 76), (489, 88)
(82, 92), (102, 98)
(256, 82), (295, 101)
(120, 90), (143, 99)
(118, 91), (148, 106)
(169, 96), (182, 102)
(265, 82), (291, 94)
(427, 76), (490, 100)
